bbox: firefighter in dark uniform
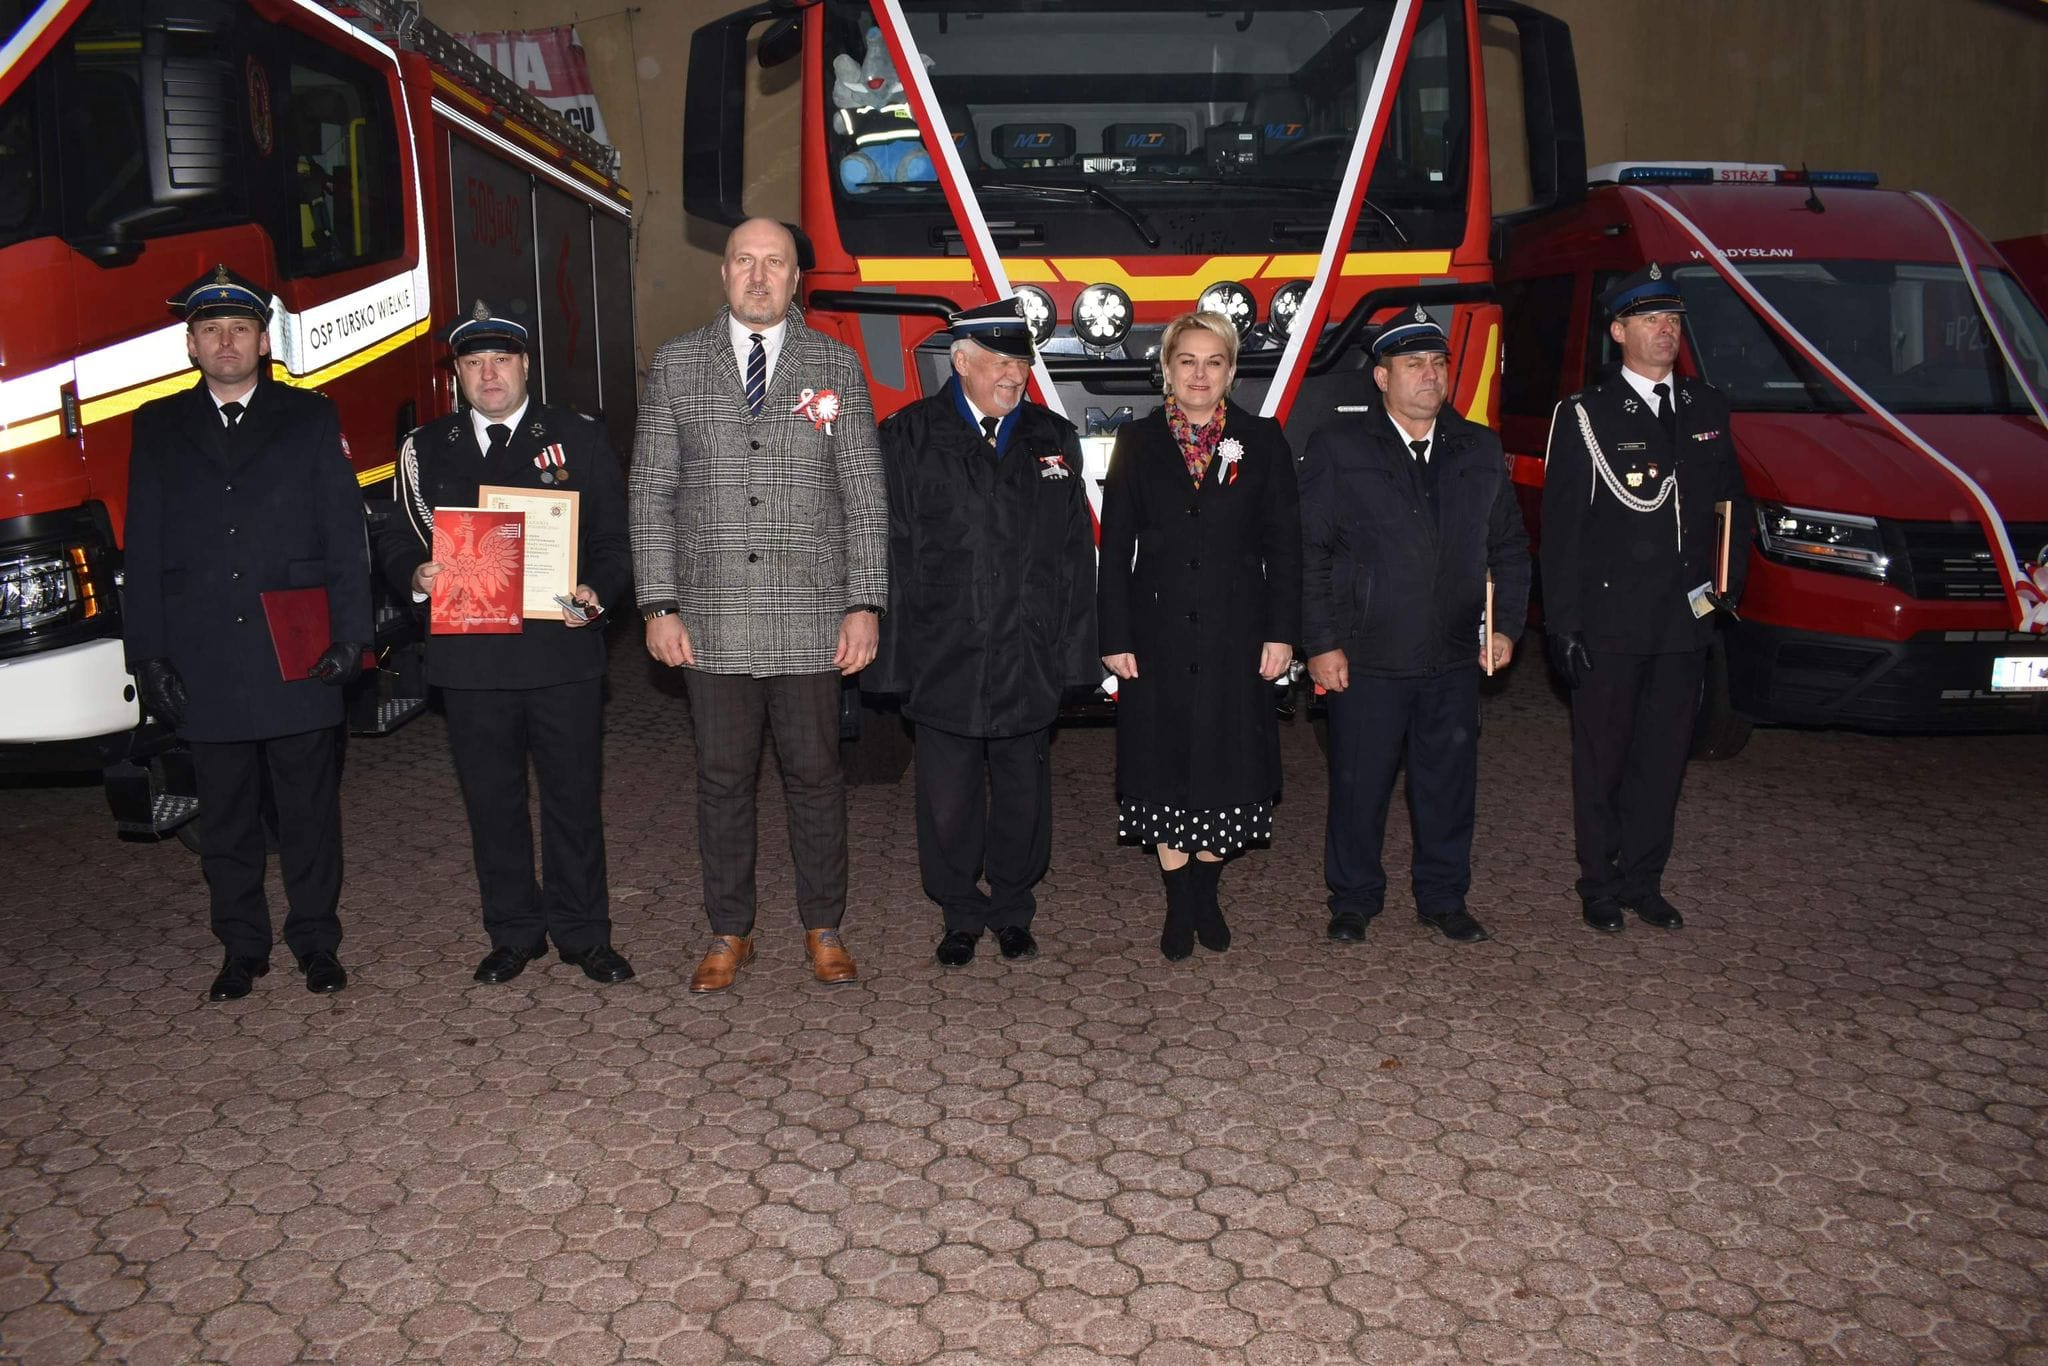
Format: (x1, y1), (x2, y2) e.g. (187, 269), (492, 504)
(1301, 311), (1529, 947)
(123, 265), (372, 1002)
(1541, 264), (1750, 932)
(870, 299), (1099, 967)
(375, 304), (636, 985)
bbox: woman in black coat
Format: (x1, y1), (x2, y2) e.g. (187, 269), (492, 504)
(1097, 311), (1303, 959)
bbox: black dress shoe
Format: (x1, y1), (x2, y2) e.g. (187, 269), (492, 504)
(1582, 898), (1626, 933)
(935, 931), (977, 967)
(208, 955), (269, 1002)
(300, 950), (347, 995)
(474, 942), (547, 984)
(1628, 892), (1685, 930)
(560, 943), (635, 984)
(1326, 911), (1369, 943)
(994, 926), (1038, 960)
(1419, 907), (1491, 943)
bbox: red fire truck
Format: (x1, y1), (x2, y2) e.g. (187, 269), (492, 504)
(0, 0), (637, 839)
(684, 0), (1585, 772)
(685, 0), (1583, 471)
(1497, 164), (2048, 755)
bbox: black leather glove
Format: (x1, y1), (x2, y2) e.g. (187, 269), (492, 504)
(1705, 589), (1741, 622)
(1548, 631), (1593, 690)
(133, 657), (188, 727)
(309, 641), (368, 687)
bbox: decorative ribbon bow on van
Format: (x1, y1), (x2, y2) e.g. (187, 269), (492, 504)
(792, 388), (840, 435)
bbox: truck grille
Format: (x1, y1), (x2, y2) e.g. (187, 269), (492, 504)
(1895, 521), (2048, 600)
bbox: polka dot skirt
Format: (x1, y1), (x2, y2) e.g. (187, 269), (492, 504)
(1118, 798), (1274, 856)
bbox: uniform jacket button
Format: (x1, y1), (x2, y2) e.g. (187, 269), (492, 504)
(1187, 663), (1200, 675)
(749, 496), (760, 506)
(747, 552), (759, 563)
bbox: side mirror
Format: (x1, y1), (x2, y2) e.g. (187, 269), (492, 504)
(75, 203), (182, 267)
(758, 15), (802, 69)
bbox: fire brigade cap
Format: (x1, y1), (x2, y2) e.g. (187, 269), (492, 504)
(1601, 262), (1687, 319)
(1370, 305), (1450, 361)
(447, 301), (530, 356)
(948, 298), (1036, 360)
(171, 264), (272, 324)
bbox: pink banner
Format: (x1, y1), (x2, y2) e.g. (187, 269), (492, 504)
(456, 26), (611, 147)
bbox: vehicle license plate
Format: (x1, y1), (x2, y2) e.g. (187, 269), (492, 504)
(1990, 656), (2048, 691)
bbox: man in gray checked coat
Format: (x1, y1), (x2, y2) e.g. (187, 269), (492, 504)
(629, 217), (889, 994)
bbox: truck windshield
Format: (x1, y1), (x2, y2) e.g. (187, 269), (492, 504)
(1676, 261), (2048, 415)
(824, 0), (1468, 257)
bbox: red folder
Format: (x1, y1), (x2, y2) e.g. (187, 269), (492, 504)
(260, 588), (376, 681)
(430, 508), (525, 634)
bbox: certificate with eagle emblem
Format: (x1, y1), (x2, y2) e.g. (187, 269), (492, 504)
(429, 508), (525, 633)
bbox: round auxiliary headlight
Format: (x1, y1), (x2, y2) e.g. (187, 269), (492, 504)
(1073, 282), (1133, 348)
(1014, 285), (1057, 347)
(1270, 280), (1310, 337)
(1196, 280), (1256, 337)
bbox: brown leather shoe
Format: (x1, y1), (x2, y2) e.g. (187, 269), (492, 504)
(689, 935), (754, 993)
(806, 928), (858, 984)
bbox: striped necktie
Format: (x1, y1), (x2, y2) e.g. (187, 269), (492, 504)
(745, 333), (767, 417)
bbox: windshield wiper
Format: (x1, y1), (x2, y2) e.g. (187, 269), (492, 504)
(973, 179), (1161, 248)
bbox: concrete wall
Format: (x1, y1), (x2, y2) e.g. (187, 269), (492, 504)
(421, 0), (2048, 384)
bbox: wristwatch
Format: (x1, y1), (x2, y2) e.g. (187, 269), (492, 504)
(642, 607), (676, 622)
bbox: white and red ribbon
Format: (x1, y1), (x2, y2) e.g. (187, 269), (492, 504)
(1632, 186), (2044, 633)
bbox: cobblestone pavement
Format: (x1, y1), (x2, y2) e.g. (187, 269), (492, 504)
(2, 625), (2044, 1365)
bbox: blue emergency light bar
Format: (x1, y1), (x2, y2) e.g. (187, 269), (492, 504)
(1592, 161), (1881, 189)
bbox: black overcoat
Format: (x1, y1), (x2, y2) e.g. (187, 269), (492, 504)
(1097, 400), (1302, 809)
(123, 378), (372, 742)
(870, 383), (1099, 737)
(1299, 401), (1531, 676)
(375, 403), (632, 690)
(1540, 374), (1750, 654)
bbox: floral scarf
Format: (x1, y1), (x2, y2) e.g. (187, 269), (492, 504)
(1166, 399), (1226, 487)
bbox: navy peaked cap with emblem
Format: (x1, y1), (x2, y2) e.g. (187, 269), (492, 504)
(1600, 262), (1686, 319)
(170, 264), (272, 323)
(447, 301), (529, 355)
(948, 298), (1035, 360)
(1370, 305), (1450, 360)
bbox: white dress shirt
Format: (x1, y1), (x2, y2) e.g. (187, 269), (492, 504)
(209, 381), (257, 426)
(1618, 364), (1675, 412)
(1387, 411), (1438, 461)
(729, 316), (789, 393)
(469, 400), (530, 452)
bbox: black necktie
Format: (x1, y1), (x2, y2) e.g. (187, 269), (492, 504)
(981, 416), (1000, 449)
(745, 333), (767, 417)
(1653, 381), (1677, 438)
(1410, 438), (1439, 508)
(485, 422), (511, 457)
(220, 401), (243, 429)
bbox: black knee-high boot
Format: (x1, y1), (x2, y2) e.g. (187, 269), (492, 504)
(1159, 863), (1196, 961)
(1188, 857), (1229, 951)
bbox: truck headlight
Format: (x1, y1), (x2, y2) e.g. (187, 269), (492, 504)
(1755, 503), (1889, 579)
(0, 544), (100, 637)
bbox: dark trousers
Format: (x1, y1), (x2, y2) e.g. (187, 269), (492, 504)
(189, 726), (344, 962)
(441, 678), (611, 955)
(1324, 668), (1480, 919)
(682, 669), (845, 936)
(913, 722), (1051, 936)
(1570, 647), (1705, 903)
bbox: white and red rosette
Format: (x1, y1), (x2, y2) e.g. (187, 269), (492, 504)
(1216, 437), (1245, 485)
(791, 388), (841, 435)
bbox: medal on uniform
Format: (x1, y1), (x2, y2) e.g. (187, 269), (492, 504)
(534, 442), (568, 485)
(1626, 471), (1644, 488)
